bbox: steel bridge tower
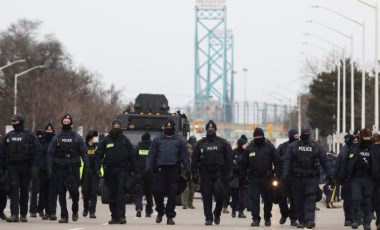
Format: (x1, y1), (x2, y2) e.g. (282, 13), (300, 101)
(194, 0), (234, 123)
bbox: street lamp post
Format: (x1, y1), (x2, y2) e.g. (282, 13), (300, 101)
(312, 5), (366, 129)
(0, 59), (26, 71)
(306, 20), (353, 133)
(14, 65), (45, 114)
(302, 39), (344, 153)
(356, 0), (379, 130)
(242, 68), (248, 126)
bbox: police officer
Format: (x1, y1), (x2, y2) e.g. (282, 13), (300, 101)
(282, 128), (334, 229)
(47, 114), (89, 223)
(182, 140), (197, 210)
(3, 114), (42, 222)
(324, 151), (337, 209)
(336, 134), (356, 226)
(134, 131), (153, 217)
(38, 123), (55, 220)
(0, 140), (8, 220)
(96, 119), (136, 225)
(81, 130), (99, 219)
(240, 127), (281, 227)
(345, 128), (376, 230)
(146, 118), (190, 225)
(276, 129), (298, 226)
(191, 120), (233, 226)
(228, 135), (247, 218)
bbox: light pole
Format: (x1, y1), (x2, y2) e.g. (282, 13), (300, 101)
(0, 59), (26, 71)
(242, 68), (248, 127)
(312, 5), (366, 129)
(14, 65), (45, 114)
(307, 20), (353, 133)
(302, 38), (344, 152)
(355, 0), (379, 130)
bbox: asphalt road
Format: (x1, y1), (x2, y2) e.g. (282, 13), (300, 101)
(0, 193), (373, 230)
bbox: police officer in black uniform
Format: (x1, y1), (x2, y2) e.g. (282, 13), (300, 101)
(47, 114), (89, 223)
(96, 119), (136, 225)
(134, 132), (153, 217)
(0, 140), (8, 220)
(37, 123), (55, 220)
(146, 118), (190, 225)
(3, 114), (42, 222)
(240, 127), (281, 227)
(191, 120), (233, 226)
(276, 129), (298, 226)
(336, 134), (356, 227)
(345, 128), (376, 230)
(81, 130), (99, 219)
(282, 128), (334, 229)
(230, 134), (248, 218)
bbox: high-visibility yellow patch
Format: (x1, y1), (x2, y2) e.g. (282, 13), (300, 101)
(348, 153), (353, 158)
(249, 152), (256, 157)
(139, 150), (149, 155)
(106, 143), (114, 148)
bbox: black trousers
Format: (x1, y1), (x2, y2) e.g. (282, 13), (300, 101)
(29, 176), (39, 214)
(134, 173), (153, 214)
(293, 176), (318, 224)
(104, 166), (127, 220)
(38, 169), (50, 215)
(278, 178), (297, 220)
(81, 169), (99, 215)
(200, 171), (228, 221)
(0, 188), (7, 214)
(249, 177), (273, 221)
(151, 166), (179, 218)
(8, 163), (32, 217)
(48, 165), (80, 219)
(351, 176), (373, 226)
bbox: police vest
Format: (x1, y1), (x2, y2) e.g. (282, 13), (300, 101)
(6, 131), (34, 161)
(103, 135), (130, 164)
(55, 131), (79, 159)
(295, 141), (319, 170)
(353, 148), (372, 176)
(87, 144), (98, 156)
(199, 139), (225, 169)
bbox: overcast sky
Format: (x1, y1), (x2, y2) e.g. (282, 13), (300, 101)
(1, 0), (378, 109)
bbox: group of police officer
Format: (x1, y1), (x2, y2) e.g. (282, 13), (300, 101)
(2, 113), (380, 230)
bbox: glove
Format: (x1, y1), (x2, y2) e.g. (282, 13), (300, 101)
(32, 166), (39, 180)
(185, 171), (191, 182)
(192, 173), (199, 184)
(327, 175), (336, 186)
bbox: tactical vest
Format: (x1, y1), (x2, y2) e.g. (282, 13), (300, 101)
(104, 135), (130, 163)
(353, 149), (372, 176)
(295, 142), (319, 170)
(199, 139), (224, 169)
(6, 131), (33, 161)
(55, 132), (79, 159)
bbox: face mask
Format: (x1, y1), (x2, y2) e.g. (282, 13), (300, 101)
(300, 134), (310, 141)
(111, 127), (122, 135)
(12, 123), (23, 131)
(254, 137), (265, 145)
(164, 128), (175, 136)
(206, 130), (216, 138)
(360, 138), (371, 147)
(45, 132), (54, 140)
(289, 136), (299, 142)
